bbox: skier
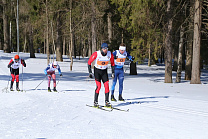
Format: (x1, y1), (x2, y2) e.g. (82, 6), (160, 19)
(44, 61), (62, 92)
(88, 43), (115, 107)
(111, 43), (134, 101)
(7, 55), (26, 91)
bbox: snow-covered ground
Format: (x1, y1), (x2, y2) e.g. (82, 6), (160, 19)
(0, 51), (208, 139)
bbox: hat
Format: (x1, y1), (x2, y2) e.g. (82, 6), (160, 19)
(53, 61), (58, 66)
(14, 55), (19, 59)
(101, 43), (108, 49)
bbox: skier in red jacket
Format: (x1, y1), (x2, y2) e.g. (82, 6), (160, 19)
(88, 43), (115, 107)
(7, 55), (26, 91)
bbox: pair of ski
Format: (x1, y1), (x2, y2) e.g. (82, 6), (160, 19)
(10, 89), (26, 92)
(86, 104), (129, 112)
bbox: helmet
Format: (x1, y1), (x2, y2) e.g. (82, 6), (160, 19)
(14, 55), (19, 60)
(101, 43), (108, 49)
(53, 61), (58, 66)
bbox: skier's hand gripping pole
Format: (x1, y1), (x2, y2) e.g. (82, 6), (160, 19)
(88, 65), (94, 79)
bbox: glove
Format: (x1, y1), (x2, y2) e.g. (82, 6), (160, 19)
(112, 73), (115, 79)
(111, 66), (115, 79)
(7, 61), (14, 68)
(88, 65), (92, 74)
(22, 59), (26, 67)
(131, 56), (135, 61)
(60, 74), (63, 77)
(89, 73), (94, 78)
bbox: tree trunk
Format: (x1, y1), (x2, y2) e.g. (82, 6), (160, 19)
(190, 0), (201, 84)
(56, 12), (63, 62)
(148, 43), (151, 67)
(91, 0), (96, 53)
(63, 37), (65, 55)
(51, 21), (56, 61)
(108, 12), (112, 43)
(164, 0), (173, 83)
(23, 34), (27, 53)
(82, 39), (86, 58)
(29, 25), (36, 58)
(74, 34), (76, 58)
(46, 0), (50, 65)
(69, 0), (73, 71)
(172, 32), (179, 71)
(88, 32), (92, 57)
(185, 0), (194, 80)
(3, 0), (10, 53)
(176, 26), (184, 83)
(44, 29), (45, 54)
(0, 39), (2, 50)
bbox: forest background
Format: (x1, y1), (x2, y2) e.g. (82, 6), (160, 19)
(0, 0), (208, 84)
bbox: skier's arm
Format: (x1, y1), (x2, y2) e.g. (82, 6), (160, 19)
(113, 51), (117, 59)
(58, 66), (62, 76)
(8, 59), (14, 68)
(44, 66), (50, 75)
(127, 52), (134, 61)
(88, 52), (97, 78)
(110, 53), (115, 77)
(21, 59), (26, 67)
(88, 52), (97, 73)
(110, 53), (115, 67)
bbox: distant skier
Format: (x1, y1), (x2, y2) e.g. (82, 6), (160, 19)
(111, 43), (134, 101)
(44, 61), (62, 92)
(7, 55), (26, 91)
(88, 43), (115, 107)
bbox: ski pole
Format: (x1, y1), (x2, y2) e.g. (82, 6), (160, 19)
(6, 68), (11, 90)
(34, 76), (47, 90)
(56, 76), (62, 87)
(22, 64), (23, 91)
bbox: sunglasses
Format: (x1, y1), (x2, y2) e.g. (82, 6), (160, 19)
(102, 47), (108, 50)
(15, 59), (19, 61)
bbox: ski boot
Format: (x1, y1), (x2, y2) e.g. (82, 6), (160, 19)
(118, 94), (125, 101)
(94, 101), (99, 107)
(105, 100), (112, 108)
(111, 95), (117, 101)
(48, 87), (52, 92)
(10, 81), (14, 91)
(53, 87), (57, 92)
(94, 92), (99, 107)
(105, 92), (112, 107)
(16, 82), (20, 91)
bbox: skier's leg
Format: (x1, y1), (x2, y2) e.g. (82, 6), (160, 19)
(10, 68), (15, 90)
(11, 74), (15, 82)
(111, 70), (118, 95)
(11, 74), (15, 90)
(102, 69), (111, 107)
(94, 80), (101, 106)
(52, 72), (57, 91)
(118, 69), (124, 101)
(10, 80), (14, 91)
(94, 67), (102, 106)
(16, 75), (20, 91)
(110, 69), (119, 101)
(48, 75), (51, 88)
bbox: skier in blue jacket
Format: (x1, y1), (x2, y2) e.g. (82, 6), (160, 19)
(111, 43), (134, 101)
(44, 61), (62, 92)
